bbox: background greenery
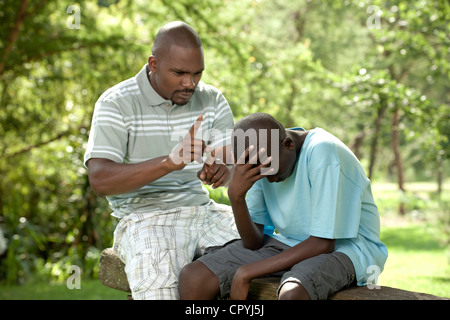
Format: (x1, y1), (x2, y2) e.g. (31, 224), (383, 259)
(0, 0), (448, 298)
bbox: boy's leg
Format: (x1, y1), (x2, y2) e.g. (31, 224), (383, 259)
(179, 260), (221, 299)
(185, 236), (290, 299)
(179, 202), (240, 300)
(278, 281), (311, 300)
(278, 252), (356, 300)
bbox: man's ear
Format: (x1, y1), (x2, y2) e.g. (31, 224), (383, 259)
(148, 55), (158, 73)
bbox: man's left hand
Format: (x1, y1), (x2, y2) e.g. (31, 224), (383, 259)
(197, 153), (231, 188)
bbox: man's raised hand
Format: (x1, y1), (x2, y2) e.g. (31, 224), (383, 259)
(168, 114), (206, 170)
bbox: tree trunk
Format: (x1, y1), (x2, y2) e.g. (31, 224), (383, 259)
(0, 0), (29, 77)
(437, 155), (443, 196)
(368, 102), (387, 180)
(349, 131), (365, 160)
(391, 108), (406, 215)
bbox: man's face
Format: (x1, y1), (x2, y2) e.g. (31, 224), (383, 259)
(149, 45), (204, 106)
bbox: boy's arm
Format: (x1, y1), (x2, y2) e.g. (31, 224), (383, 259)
(228, 146), (271, 249)
(228, 194), (265, 249)
(230, 236), (335, 300)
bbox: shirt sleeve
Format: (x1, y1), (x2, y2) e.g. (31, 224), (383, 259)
(84, 99), (128, 167)
(208, 91), (234, 150)
(308, 143), (363, 239)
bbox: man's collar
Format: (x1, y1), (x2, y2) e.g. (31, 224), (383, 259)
(135, 64), (172, 107)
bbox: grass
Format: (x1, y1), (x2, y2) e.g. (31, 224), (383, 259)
(374, 180), (450, 298)
(379, 224), (450, 298)
(0, 278), (126, 300)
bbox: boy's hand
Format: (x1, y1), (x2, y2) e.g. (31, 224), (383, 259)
(228, 145), (273, 201)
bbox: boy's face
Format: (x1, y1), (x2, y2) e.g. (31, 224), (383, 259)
(232, 129), (297, 183)
(265, 137), (297, 183)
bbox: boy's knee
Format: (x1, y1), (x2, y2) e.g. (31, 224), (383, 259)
(179, 261), (219, 299)
(179, 262), (200, 287)
(278, 281), (311, 300)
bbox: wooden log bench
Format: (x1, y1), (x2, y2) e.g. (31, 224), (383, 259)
(98, 248), (448, 300)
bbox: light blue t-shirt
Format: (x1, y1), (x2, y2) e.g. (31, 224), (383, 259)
(246, 128), (388, 286)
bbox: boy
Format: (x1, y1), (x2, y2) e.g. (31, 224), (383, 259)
(179, 113), (388, 300)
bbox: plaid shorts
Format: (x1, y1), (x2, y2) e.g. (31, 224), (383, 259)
(112, 201), (239, 300)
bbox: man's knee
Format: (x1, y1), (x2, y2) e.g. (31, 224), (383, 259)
(179, 261), (220, 299)
(278, 281), (311, 300)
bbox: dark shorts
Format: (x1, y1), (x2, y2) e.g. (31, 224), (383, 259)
(198, 235), (356, 300)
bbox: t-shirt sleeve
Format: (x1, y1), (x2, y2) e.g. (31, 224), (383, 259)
(308, 143), (363, 239)
(84, 100), (128, 167)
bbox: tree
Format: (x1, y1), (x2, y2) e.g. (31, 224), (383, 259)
(0, 0), (447, 284)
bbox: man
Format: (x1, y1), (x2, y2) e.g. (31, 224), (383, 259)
(84, 21), (239, 299)
(179, 113), (388, 300)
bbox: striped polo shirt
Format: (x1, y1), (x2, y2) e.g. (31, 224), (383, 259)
(84, 65), (234, 218)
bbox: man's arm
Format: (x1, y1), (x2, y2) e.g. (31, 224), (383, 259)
(88, 115), (205, 196)
(88, 156), (174, 196)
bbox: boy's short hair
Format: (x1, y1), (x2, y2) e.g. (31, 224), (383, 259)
(231, 113), (287, 163)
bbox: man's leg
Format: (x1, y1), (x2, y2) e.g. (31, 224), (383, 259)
(113, 210), (198, 300)
(196, 201), (240, 251)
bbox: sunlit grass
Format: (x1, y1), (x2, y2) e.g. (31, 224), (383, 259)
(379, 224), (450, 298)
(0, 279), (126, 300)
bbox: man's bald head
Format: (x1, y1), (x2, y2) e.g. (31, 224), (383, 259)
(152, 21), (203, 58)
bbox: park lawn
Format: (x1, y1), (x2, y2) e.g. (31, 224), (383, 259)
(379, 223), (450, 298)
(0, 278), (126, 300)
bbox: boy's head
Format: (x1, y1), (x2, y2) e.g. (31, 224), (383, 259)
(231, 113), (298, 182)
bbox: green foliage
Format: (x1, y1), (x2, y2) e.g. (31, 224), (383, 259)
(0, 0), (448, 285)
